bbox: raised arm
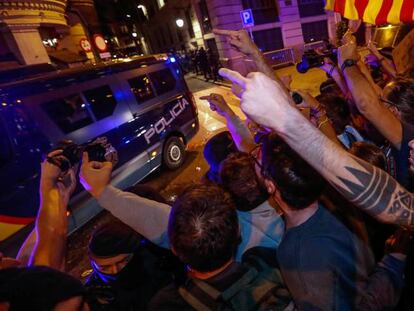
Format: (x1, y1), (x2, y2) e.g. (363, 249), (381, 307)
(220, 68), (414, 228)
(79, 153), (170, 248)
(367, 41), (397, 79)
(30, 151), (76, 270)
(213, 28), (287, 91)
(319, 59), (349, 96)
(338, 42), (402, 149)
(200, 93), (255, 152)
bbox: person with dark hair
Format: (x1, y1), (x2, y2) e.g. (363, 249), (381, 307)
(80, 149), (283, 261)
(85, 221), (175, 311)
(149, 183), (291, 311)
(219, 152), (284, 252)
(0, 266), (88, 311)
(349, 141), (387, 170)
(256, 133), (405, 310)
(319, 94), (366, 149)
(219, 62), (409, 310)
(202, 131), (238, 183)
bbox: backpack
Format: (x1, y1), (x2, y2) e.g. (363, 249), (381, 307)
(178, 255), (291, 311)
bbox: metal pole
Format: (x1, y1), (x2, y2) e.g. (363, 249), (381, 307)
(248, 27), (254, 42)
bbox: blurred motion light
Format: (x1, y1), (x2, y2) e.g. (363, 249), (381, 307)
(169, 57), (176, 63)
(176, 18), (184, 28)
(132, 32), (138, 38)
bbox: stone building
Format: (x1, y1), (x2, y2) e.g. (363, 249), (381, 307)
(0, 0), (102, 69)
(138, 0), (337, 73)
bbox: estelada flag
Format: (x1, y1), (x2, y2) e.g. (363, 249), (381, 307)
(325, 0), (414, 25)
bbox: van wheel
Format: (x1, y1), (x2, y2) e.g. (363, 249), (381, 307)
(163, 137), (185, 170)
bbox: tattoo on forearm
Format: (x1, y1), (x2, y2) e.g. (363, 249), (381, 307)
(334, 157), (414, 226)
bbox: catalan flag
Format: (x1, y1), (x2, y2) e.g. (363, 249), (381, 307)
(325, 0), (414, 25)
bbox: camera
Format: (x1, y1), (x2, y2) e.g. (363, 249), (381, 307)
(296, 48), (338, 74)
(47, 137), (117, 171)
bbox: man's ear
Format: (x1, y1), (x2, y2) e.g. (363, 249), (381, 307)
(264, 178), (276, 195)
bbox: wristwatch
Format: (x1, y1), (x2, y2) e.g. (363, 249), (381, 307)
(341, 59), (357, 72)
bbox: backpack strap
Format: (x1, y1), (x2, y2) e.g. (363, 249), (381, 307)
(178, 286), (215, 311)
(178, 269), (257, 311)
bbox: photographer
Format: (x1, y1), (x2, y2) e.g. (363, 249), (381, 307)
(27, 150), (77, 270)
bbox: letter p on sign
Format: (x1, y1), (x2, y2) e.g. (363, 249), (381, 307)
(240, 9), (254, 28)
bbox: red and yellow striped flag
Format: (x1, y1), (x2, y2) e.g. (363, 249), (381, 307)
(325, 0), (414, 25)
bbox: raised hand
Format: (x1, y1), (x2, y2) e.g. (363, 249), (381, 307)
(80, 152), (113, 198)
(200, 93), (234, 117)
(218, 68), (295, 132)
(213, 28), (259, 57)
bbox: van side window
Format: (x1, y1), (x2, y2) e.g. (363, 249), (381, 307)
(0, 119), (11, 167)
(83, 86), (117, 120)
(149, 69), (176, 95)
(128, 75), (155, 103)
(42, 94), (93, 134)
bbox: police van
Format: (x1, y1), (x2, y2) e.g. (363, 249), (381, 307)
(0, 55), (199, 247)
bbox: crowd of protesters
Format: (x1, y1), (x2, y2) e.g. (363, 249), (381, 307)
(1, 24), (414, 311)
(177, 48), (222, 82)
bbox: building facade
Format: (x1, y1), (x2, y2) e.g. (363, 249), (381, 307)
(139, 0), (338, 73)
(0, 0), (104, 69)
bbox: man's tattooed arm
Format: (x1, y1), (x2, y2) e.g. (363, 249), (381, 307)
(273, 106), (414, 228)
(334, 156), (414, 227)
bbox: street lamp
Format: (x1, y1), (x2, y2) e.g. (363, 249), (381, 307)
(132, 32), (138, 38)
(176, 18), (184, 28)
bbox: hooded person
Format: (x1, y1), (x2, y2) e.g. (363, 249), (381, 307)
(85, 221), (175, 311)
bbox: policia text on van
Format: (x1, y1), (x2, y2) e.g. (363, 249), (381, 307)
(0, 55), (199, 249)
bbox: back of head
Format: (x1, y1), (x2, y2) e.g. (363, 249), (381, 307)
(89, 221), (141, 258)
(219, 152), (269, 211)
(261, 133), (325, 209)
(385, 77), (414, 124)
(0, 266), (84, 310)
(203, 131), (238, 183)
(349, 141), (387, 170)
(168, 183), (239, 272)
(319, 95), (351, 134)
(319, 79), (342, 96)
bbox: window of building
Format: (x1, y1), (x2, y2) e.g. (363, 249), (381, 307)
(253, 27), (283, 51)
(149, 69), (176, 95)
(298, 0), (325, 18)
(199, 0), (212, 34)
(83, 86), (117, 121)
(242, 0), (279, 25)
(128, 75), (155, 103)
(301, 20), (329, 43)
(42, 94), (94, 134)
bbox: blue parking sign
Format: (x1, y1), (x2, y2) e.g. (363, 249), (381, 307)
(240, 9), (254, 28)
